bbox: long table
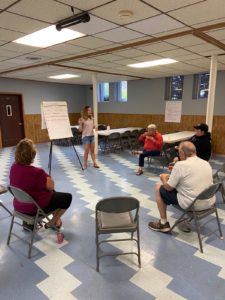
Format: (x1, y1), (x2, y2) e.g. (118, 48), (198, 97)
(97, 127), (141, 136)
(163, 131), (195, 144)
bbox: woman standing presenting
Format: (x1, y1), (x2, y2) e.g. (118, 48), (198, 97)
(78, 106), (99, 169)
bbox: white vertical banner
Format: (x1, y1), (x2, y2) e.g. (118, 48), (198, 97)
(165, 101), (182, 123)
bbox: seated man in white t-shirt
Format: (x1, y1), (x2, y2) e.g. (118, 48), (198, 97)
(148, 141), (215, 233)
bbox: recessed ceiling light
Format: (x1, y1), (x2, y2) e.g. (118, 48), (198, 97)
(13, 25), (85, 48)
(48, 74), (80, 79)
(128, 58), (178, 68)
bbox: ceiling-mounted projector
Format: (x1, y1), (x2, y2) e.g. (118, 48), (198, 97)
(56, 12), (90, 31)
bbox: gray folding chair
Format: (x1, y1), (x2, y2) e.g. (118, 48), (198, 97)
(7, 186), (58, 258)
(120, 130), (131, 149)
(106, 132), (121, 152)
(0, 185), (12, 216)
(95, 196), (141, 272)
(170, 182), (223, 253)
(148, 144), (170, 170)
(213, 162), (225, 203)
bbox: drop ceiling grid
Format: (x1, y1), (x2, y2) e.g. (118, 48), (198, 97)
(142, 0), (204, 13)
(168, 0), (225, 26)
(90, 0), (160, 25)
(0, 11), (47, 33)
(126, 14), (185, 36)
(8, 0), (81, 24)
(55, 0), (114, 12)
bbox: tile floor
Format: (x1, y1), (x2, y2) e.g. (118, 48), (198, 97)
(0, 143), (225, 300)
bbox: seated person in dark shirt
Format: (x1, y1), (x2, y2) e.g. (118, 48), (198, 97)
(10, 138), (72, 229)
(191, 123), (211, 161)
(166, 123), (211, 164)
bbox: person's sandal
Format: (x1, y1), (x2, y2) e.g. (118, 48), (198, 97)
(44, 221), (62, 230)
(136, 170), (144, 176)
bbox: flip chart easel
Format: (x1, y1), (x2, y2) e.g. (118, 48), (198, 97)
(41, 101), (83, 174)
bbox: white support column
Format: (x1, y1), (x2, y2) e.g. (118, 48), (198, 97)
(206, 55), (218, 133)
(92, 73), (98, 154)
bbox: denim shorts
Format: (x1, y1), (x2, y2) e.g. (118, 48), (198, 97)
(159, 185), (179, 205)
(82, 135), (94, 145)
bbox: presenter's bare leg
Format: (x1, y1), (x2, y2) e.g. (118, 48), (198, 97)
(90, 143), (99, 168)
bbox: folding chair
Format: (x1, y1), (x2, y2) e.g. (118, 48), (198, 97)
(130, 129), (139, 149)
(120, 130), (131, 149)
(148, 144), (171, 170)
(7, 186), (59, 258)
(170, 182), (223, 253)
(71, 127), (82, 145)
(0, 185), (12, 216)
(95, 196), (141, 272)
(213, 162), (225, 203)
(106, 132), (121, 152)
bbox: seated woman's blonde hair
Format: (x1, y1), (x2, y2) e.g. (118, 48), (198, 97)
(15, 138), (36, 165)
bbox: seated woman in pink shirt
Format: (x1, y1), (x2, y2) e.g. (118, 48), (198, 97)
(78, 105), (99, 169)
(10, 139), (72, 229)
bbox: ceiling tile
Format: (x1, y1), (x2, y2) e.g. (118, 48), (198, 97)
(0, 42), (40, 53)
(113, 48), (148, 58)
(94, 27), (145, 43)
(57, 0), (112, 11)
(8, 0), (80, 23)
(0, 12), (47, 33)
(168, 35), (202, 47)
(70, 14), (118, 35)
(186, 43), (220, 53)
(168, 0), (225, 26)
(136, 42), (177, 53)
(0, 28), (25, 41)
(0, 0), (16, 9)
(206, 29), (225, 40)
(126, 14), (184, 35)
(91, 0), (159, 25)
(68, 36), (115, 49)
(48, 43), (89, 54)
(159, 48), (193, 58)
(143, 0), (203, 12)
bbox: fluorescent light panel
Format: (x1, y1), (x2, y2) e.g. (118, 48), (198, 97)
(49, 74), (80, 79)
(128, 58), (177, 68)
(13, 25), (85, 48)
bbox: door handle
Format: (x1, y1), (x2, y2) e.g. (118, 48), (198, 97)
(18, 123), (23, 125)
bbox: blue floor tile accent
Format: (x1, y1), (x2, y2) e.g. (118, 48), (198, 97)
(1, 144), (225, 300)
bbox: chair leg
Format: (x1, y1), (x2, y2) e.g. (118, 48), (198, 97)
(28, 216), (39, 258)
(193, 216), (203, 253)
(136, 224), (141, 268)
(96, 233), (99, 272)
(7, 215), (14, 245)
(0, 201), (12, 216)
(215, 209), (223, 239)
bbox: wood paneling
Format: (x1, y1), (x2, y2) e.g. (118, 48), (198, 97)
(23, 113), (80, 144)
(1, 112), (224, 155)
(98, 113), (225, 155)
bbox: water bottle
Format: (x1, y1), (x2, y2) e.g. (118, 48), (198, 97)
(107, 124), (110, 133)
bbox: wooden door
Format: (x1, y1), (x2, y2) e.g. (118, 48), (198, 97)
(0, 94), (25, 147)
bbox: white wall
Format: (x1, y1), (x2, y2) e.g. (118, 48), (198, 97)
(85, 71), (225, 116)
(0, 78), (85, 114)
(1, 70), (225, 116)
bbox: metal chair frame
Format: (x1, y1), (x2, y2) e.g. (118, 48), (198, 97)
(95, 196), (141, 272)
(7, 186), (58, 258)
(170, 182), (223, 253)
(213, 162), (225, 203)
